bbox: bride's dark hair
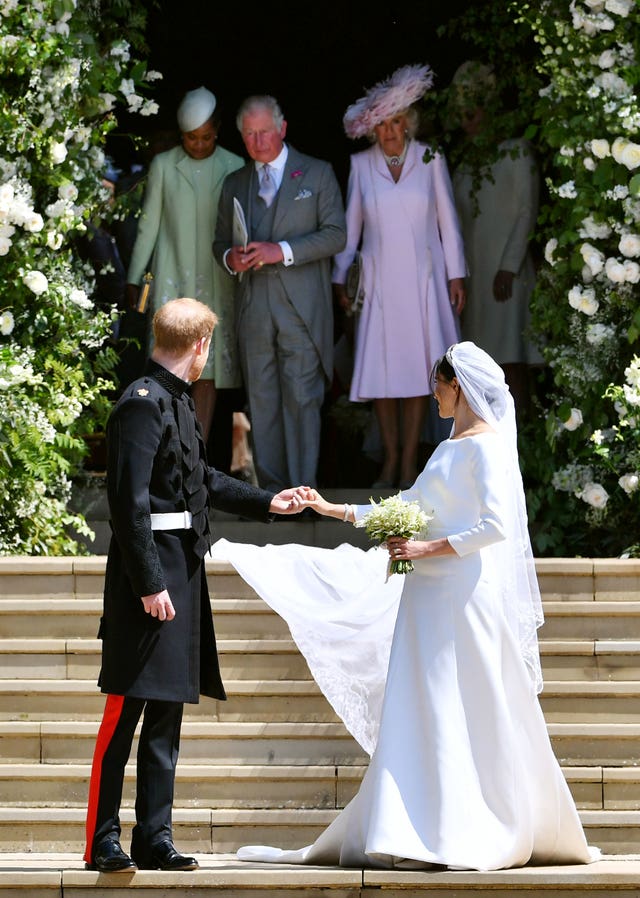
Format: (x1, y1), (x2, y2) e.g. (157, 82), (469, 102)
(430, 354), (456, 389)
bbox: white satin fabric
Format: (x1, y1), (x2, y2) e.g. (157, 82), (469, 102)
(212, 435), (596, 870)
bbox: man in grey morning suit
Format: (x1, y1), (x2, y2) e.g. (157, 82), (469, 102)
(213, 95), (346, 491)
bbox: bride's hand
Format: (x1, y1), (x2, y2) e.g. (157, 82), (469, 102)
(387, 536), (456, 559)
(306, 490), (333, 516)
(300, 490), (351, 520)
(386, 537), (428, 561)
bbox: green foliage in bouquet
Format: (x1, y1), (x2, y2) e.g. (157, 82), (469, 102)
(355, 493), (432, 575)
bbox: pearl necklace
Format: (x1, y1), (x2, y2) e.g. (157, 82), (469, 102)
(382, 140), (409, 168)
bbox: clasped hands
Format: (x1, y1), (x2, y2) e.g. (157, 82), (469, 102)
(228, 241), (284, 273)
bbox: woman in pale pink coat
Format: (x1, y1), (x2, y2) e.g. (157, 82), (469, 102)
(333, 65), (466, 489)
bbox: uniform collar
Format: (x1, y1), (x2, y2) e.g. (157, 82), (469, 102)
(145, 359), (191, 398)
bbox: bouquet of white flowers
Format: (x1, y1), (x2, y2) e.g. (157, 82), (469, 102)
(355, 492), (432, 575)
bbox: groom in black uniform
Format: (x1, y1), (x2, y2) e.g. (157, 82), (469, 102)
(84, 297), (310, 873)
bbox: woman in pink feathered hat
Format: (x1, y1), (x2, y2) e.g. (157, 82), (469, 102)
(333, 64), (467, 489)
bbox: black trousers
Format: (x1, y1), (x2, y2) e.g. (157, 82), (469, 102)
(84, 694), (183, 863)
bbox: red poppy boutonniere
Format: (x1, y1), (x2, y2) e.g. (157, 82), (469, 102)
(291, 169), (303, 178)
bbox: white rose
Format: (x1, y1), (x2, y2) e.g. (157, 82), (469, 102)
(619, 473), (640, 494)
(57, 183), (78, 202)
(46, 230), (63, 250)
(584, 0), (604, 9)
(580, 294), (599, 315)
(619, 233), (640, 257)
(605, 0), (633, 15)
(579, 482), (609, 508)
(562, 407), (584, 431)
(612, 137), (629, 163)
(0, 310), (14, 335)
(582, 264), (595, 283)
(597, 49), (617, 68)
(623, 260), (640, 283)
(22, 270), (48, 295)
(568, 284), (600, 316)
(23, 212), (44, 232)
(69, 288), (93, 310)
(0, 235), (11, 255)
(583, 157), (596, 171)
(580, 242), (605, 275)
(620, 142), (640, 170)
(605, 257), (628, 283)
(568, 286), (580, 309)
(545, 238), (558, 265)
(9, 198), (31, 227)
(0, 221), (14, 238)
(579, 215), (612, 239)
(50, 141), (67, 164)
(45, 199), (67, 219)
(591, 138), (610, 158)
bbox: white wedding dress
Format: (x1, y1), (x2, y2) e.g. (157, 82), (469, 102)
(213, 433), (595, 871)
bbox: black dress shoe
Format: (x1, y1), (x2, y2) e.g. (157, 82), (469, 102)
(134, 839), (199, 871)
(85, 837), (137, 873)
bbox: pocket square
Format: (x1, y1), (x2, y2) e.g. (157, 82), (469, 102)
(294, 188), (313, 200)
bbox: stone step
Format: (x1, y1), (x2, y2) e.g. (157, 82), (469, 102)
(5, 637), (640, 683)
(540, 640), (640, 681)
(0, 805), (634, 854)
(2, 720), (640, 768)
(0, 678), (639, 723)
(1, 556), (639, 604)
(540, 603), (640, 641)
(0, 638), (312, 681)
(0, 761), (621, 810)
(0, 720), (367, 765)
(3, 597), (640, 642)
(0, 597), (291, 640)
(2, 853), (640, 898)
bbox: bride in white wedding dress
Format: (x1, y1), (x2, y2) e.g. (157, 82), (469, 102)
(216, 342), (596, 871)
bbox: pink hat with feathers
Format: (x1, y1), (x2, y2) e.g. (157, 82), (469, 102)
(343, 63), (434, 140)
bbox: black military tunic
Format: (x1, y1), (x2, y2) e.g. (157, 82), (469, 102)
(99, 360), (274, 703)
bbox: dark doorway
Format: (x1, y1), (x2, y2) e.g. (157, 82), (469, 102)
(143, 0), (476, 185)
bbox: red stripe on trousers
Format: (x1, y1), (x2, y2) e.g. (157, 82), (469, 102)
(83, 694), (125, 862)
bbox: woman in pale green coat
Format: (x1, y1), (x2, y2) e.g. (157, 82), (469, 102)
(127, 87), (244, 441)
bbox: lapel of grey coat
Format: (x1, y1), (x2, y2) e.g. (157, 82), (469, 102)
(272, 146), (304, 233)
(245, 163), (258, 240)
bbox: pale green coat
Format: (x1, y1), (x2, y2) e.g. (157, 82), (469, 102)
(128, 144), (244, 386)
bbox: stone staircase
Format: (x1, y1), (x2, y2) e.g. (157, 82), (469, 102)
(1, 538), (640, 895)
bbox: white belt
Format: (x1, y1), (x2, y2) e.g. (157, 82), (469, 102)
(150, 511), (193, 531)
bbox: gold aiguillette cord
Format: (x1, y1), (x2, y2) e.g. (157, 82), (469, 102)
(137, 272), (153, 313)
